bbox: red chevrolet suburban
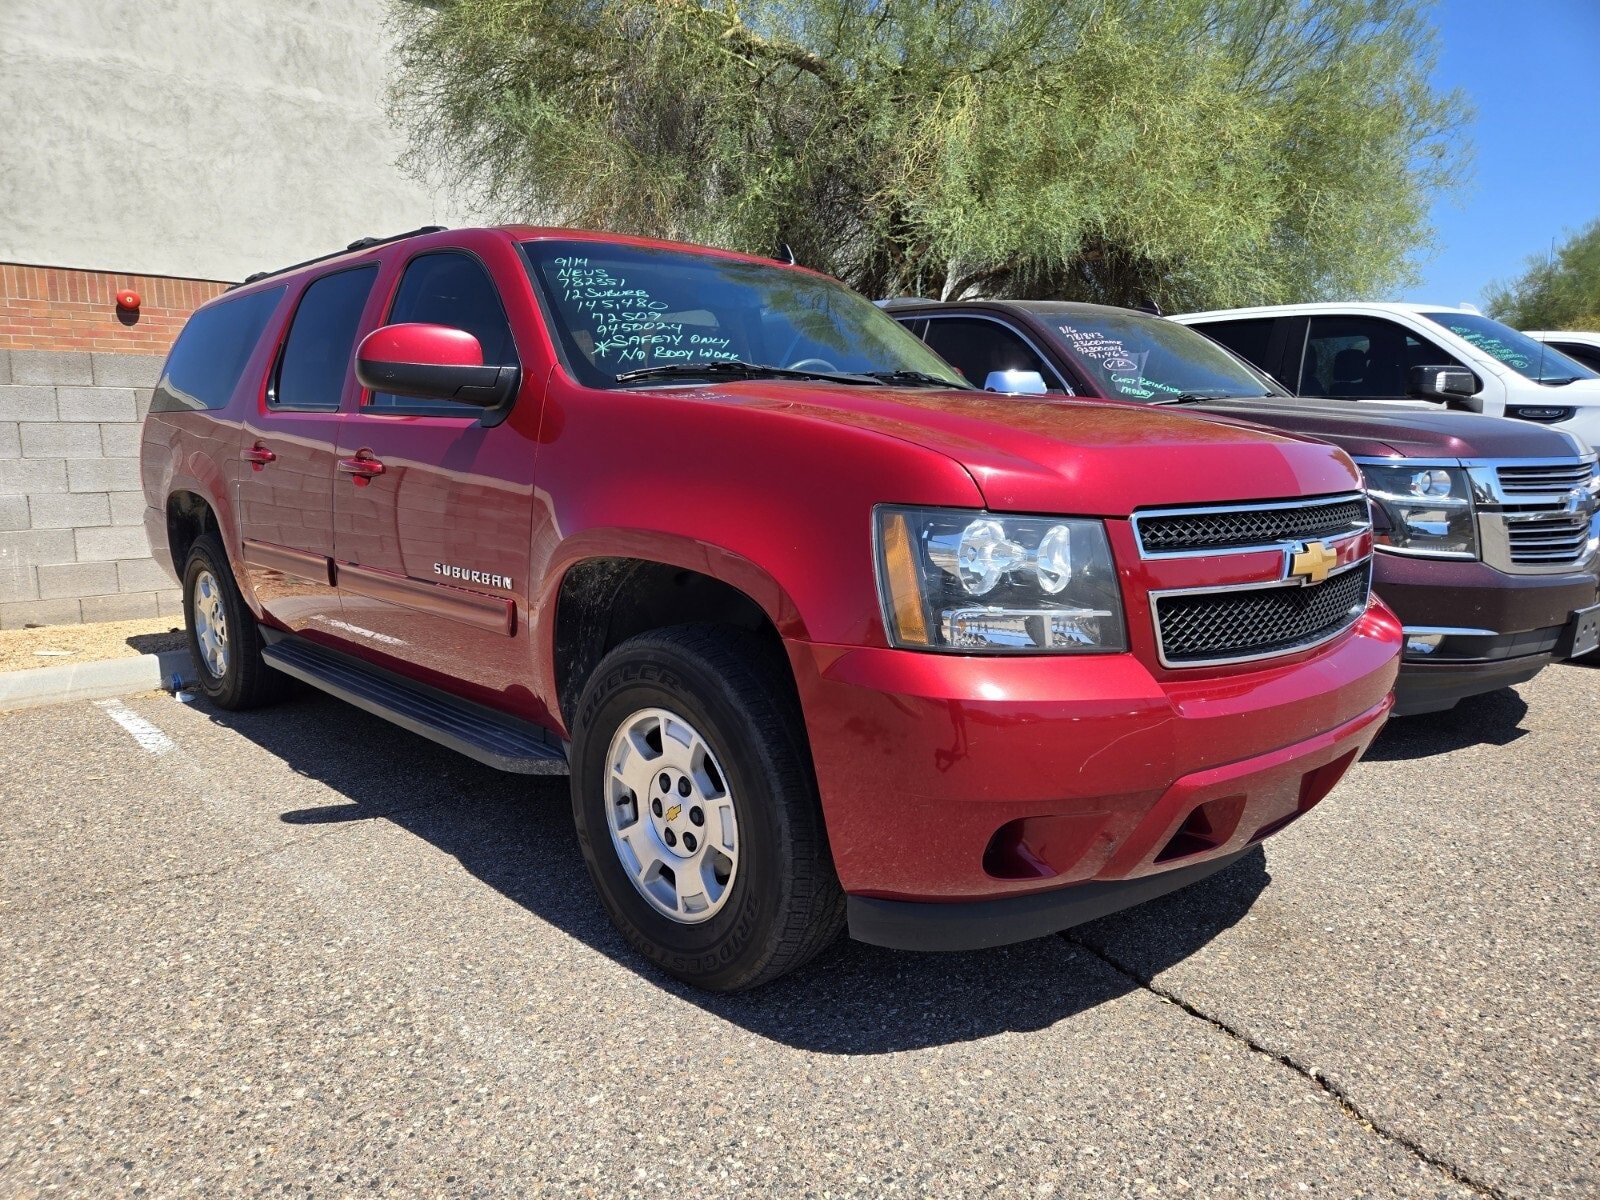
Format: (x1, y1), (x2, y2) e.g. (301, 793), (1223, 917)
(140, 226), (1401, 990)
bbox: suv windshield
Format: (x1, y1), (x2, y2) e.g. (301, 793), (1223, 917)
(522, 240), (967, 390)
(1040, 309), (1276, 401)
(1421, 311), (1599, 384)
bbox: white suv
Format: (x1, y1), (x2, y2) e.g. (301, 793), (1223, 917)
(1173, 302), (1600, 449)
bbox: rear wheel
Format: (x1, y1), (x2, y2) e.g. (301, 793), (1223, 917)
(570, 625), (844, 991)
(182, 533), (289, 710)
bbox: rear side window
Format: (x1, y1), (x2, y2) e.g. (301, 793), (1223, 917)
(368, 252), (517, 414)
(151, 286), (285, 412)
(1194, 319), (1276, 376)
(271, 266), (378, 412)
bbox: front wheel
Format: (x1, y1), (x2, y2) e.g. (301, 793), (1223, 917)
(569, 625), (844, 991)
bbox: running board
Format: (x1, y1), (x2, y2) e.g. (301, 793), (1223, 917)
(260, 631), (568, 775)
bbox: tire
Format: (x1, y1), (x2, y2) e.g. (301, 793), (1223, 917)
(570, 625), (845, 991)
(182, 532), (290, 710)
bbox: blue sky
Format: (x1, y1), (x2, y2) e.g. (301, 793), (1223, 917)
(1396, 0), (1600, 307)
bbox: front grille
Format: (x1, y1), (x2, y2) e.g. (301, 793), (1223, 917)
(1154, 567), (1369, 666)
(1496, 462), (1593, 495)
(1136, 495), (1369, 555)
(1505, 513), (1593, 564)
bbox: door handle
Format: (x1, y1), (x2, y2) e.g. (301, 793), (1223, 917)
(242, 444), (276, 470)
(337, 454), (386, 486)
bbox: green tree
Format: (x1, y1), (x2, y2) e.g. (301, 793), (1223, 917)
(1484, 219), (1600, 331)
(391, 0), (1465, 308)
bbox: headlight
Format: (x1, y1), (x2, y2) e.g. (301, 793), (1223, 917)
(1362, 464), (1477, 559)
(875, 507), (1126, 653)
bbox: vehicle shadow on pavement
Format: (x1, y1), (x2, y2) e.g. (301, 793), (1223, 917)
(202, 693), (1271, 1054)
(1363, 686), (1529, 762)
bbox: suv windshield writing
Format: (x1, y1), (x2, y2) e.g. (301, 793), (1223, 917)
(523, 240), (965, 390)
(1045, 310), (1276, 401)
(1421, 311), (1599, 384)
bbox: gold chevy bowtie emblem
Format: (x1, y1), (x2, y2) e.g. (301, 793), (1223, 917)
(665, 803), (682, 822)
(1288, 540), (1338, 585)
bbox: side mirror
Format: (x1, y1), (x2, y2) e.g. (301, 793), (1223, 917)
(985, 369), (1049, 395)
(1406, 365), (1477, 403)
(355, 323), (520, 412)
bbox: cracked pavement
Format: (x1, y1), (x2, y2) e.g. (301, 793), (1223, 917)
(2, 662), (1596, 1197)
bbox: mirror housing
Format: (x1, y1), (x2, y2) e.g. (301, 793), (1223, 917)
(355, 323), (520, 416)
(985, 369), (1049, 395)
(1406, 365), (1477, 404)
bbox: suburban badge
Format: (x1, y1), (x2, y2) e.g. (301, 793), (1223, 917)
(434, 562), (513, 589)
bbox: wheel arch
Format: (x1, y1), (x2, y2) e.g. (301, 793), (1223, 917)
(540, 535), (806, 731)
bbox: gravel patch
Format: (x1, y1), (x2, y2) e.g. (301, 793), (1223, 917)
(0, 616), (185, 673)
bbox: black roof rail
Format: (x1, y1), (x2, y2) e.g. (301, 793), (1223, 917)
(231, 225), (448, 289)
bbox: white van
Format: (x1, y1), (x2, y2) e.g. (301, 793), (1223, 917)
(1173, 302), (1600, 449)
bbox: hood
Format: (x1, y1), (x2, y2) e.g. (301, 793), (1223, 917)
(687, 381), (1361, 515)
(1183, 397), (1590, 461)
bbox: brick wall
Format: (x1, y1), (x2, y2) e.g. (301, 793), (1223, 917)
(0, 349), (181, 628)
(0, 263), (228, 354)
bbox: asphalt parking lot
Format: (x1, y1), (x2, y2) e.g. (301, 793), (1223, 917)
(2, 661), (1596, 1199)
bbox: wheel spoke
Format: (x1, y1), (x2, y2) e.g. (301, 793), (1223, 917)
(616, 824), (664, 884)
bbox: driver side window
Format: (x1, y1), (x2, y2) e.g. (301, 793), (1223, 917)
(917, 317), (1067, 391)
(369, 252), (519, 414)
(1300, 317), (1415, 399)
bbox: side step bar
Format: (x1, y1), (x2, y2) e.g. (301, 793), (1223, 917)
(260, 630), (568, 775)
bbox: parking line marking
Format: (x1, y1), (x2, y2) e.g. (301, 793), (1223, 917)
(95, 698), (176, 756)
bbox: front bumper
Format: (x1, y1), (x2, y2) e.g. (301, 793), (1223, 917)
(787, 601), (1400, 936)
(1374, 552), (1599, 714)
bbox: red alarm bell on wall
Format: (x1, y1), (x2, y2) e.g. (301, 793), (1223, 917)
(115, 289), (141, 310)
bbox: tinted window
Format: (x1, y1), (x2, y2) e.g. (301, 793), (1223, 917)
(371, 252), (518, 411)
(273, 266), (377, 412)
(522, 240), (965, 390)
(151, 286), (285, 412)
(1549, 340), (1600, 374)
(1045, 311), (1273, 401)
(1301, 316), (1418, 398)
(1422, 312), (1599, 383)
(920, 318), (1064, 390)
(1196, 318), (1277, 377)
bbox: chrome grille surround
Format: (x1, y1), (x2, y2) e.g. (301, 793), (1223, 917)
(1132, 492), (1369, 557)
(1132, 493), (1374, 668)
(1473, 457), (1598, 573)
(1151, 561), (1372, 669)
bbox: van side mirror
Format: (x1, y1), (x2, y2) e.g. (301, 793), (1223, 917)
(985, 369), (1049, 395)
(1406, 365), (1477, 403)
(355, 323), (520, 412)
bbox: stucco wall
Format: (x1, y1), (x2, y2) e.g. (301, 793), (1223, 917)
(0, 0), (469, 283)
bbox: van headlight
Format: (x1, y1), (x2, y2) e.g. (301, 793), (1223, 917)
(1362, 464), (1477, 558)
(875, 507), (1127, 653)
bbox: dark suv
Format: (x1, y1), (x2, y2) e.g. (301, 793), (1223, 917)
(888, 299), (1600, 715)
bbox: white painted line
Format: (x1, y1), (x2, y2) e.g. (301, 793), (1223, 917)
(95, 698), (176, 756)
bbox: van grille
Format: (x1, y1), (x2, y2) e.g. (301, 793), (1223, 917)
(1153, 567), (1369, 667)
(1135, 495), (1369, 555)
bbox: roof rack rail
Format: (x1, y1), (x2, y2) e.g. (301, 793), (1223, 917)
(232, 225), (448, 289)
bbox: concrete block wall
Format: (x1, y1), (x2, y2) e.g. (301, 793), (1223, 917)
(0, 348), (181, 628)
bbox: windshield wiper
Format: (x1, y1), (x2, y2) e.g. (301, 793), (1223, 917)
(863, 369), (972, 390)
(1149, 390), (1231, 405)
(615, 360), (881, 386)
